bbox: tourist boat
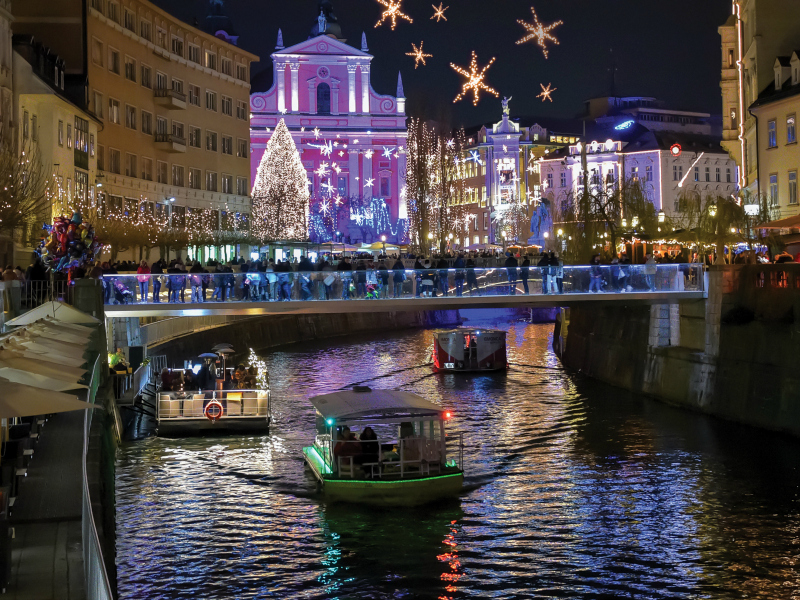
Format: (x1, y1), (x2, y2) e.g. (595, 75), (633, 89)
(156, 346), (271, 436)
(302, 387), (464, 506)
(431, 329), (508, 373)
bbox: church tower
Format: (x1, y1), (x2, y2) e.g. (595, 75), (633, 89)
(205, 0), (239, 46)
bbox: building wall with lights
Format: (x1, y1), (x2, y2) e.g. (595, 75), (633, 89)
(249, 18), (408, 245)
(11, 0), (259, 262)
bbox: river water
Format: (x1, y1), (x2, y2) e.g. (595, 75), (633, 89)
(115, 311), (800, 600)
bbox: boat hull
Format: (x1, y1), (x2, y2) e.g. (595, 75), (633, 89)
(321, 472), (464, 506)
(157, 417), (270, 437)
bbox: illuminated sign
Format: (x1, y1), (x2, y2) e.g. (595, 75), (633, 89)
(615, 119), (635, 131)
(670, 143), (682, 157)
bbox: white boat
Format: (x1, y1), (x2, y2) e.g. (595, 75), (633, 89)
(157, 388), (271, 436)
(303, 387), (464, 506)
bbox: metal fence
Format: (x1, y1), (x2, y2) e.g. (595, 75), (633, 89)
(82, 355), (114, 600)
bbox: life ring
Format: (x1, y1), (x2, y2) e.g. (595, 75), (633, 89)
(204, 400), (224, 422)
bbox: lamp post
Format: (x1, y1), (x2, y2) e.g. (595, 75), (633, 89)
(447, 233), (453, 251)
(380, 234), (386, 255)
(658, 209), (666, 223)
(501, 230), (507, 254)
(427, 232), (434, 255)
(708, 202), (719, 264)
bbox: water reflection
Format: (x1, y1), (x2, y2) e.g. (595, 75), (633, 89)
(116, 314), (800, 599)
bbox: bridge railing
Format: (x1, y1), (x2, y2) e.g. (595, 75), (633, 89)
(101, 264), (704, 305)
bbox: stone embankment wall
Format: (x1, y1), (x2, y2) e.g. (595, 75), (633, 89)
(560, 266), (800, 437)
(148, 310), (462, 360)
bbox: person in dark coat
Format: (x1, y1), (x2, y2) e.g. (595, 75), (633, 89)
(465, 257), (479, 295)
(537, 253), (551, 294)
(337, 257), (352, 299)
(520, 257), (531, 294)
(504, 253), (519, 295)
(391, 258), (405, 298)
(453, 254), (465, 297)
(436, 257), (450, 297)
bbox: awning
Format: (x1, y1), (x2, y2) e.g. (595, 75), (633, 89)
(310, 389), (443, 420)
(0, 379), (96, 418)
(758, 214), (800, 230)
(0, 340), (87, 368)
(4, 301), (100, 326)
(0, 349), (86, 381)
(0, 367), (87, 392)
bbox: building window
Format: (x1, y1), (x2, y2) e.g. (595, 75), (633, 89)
(237, 176), (248, 196)
(172, 121), (184, 141)
(790, 171), (798, 205)
(705, 166), (710, 182)
(237, 139), (248, 158)
(108, 99), (120, 124)
(204, 50), (217, 70)
(171, 78), (184, 95)
(378, 176), (390, 197)
(770, 173), (779, 205)
(205, 90), (217, 111)
(92, 39), (104, 67)
(108, 49), (120, 74)
(97, 145), (105, 171)
(336, 176), (348, 197)
(236, 100), (247, 120)
(92, 92), (103, 119)
(716, 167), (721, 182)
(22, 110), (28, 140)
(221, 96), (232, 116)
(156, 72), (167, 90)
(236, 64), (247, 81)
(646, 165), (653, 182)
(141, 157), (152, 181)
(206, 131), (218, 152)
(768, 120), (777, 148)
(317, 83), (331, 115)
(156, 116), (167, 135)
(90, 134), (95, 157)
(141, 111), (152, 135)
(188, 45), (200, 64)
(75, 117), (88, 153)
(206, 171), (218, 192)
(172, 165), (184, 187)
(483, 212), (488, 230)
(156, 28), (167, 49)
(171, 205), (185, 228)
(189, 127), (201, 148)
(221, 58), (233, 77)
(171, 36), (184, 57)
(109, 149), (121, 174)
(631, 166), (638, 181)
(125, 153), (137, 177)
(222, 174), (233, 194)
(222, 136), (233, 155)
(107, 1), (119, 22)
(546, 173), (553, 189)
(727, 167), (732, 183)
(189, 85), (201, 107)
(140, 20), (151, 42)
(75, 170), (89, 203)
(189, 168), (202, 189)
(694, 166), (699, 182)
(559, 172), (566, 187)
(125, 105), (136, 129)
(156, 160), (167, 184)
(123, 9), (135, 32)
(788, 115), (797, 144)
(58, 120), (64, 146)
(141, 65), (151, 89)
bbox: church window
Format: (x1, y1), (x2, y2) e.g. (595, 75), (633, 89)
(380, 176), (390, 197)
(337, 176), (348, 197)
(317, 83), (331, 115)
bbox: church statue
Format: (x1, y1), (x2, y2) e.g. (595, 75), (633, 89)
(318, 10), (327, 34)
(502, 96), (512, 116)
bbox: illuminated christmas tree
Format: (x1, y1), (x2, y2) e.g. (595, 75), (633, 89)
(251, 119), (309, 242)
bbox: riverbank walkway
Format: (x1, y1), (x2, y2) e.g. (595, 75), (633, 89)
(7, 411), (86, 599)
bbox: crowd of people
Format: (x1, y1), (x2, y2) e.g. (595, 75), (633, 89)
(160, 363), (259, 393)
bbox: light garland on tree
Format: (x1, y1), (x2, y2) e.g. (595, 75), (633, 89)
(251, 119), (310, 243)
(406, 41), (433, 69)
(374, 0), (412, 30)
(450, 51), (499, 106)
(516, 6), (563, 59)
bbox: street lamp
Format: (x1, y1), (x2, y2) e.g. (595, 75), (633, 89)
(658, 209), (666, 223)
(380, 234), (386, 255)
(557, 229), (563, 237)
(427, 232), (434, 254)
(708, 203), (718, 218)
(501, 230), (508, 253)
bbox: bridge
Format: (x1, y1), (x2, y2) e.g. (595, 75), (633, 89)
(103, 264), (706, 318)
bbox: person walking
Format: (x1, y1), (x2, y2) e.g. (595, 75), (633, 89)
(355, 261), (367, 298)
(338, 256), (352, 300)
(465, 257), (479, 295)
(589, 254), (603, 293)
(453, 254), (466, 297)
(136, 260), (150, 303)
(553, 253), (564, 294)
(520, 257), (530, 294)
(437, 257), (450, 297)
(391, 258), (405, 298)
(504, 253), (518, 295)
(151, 259), (164, 302)
(645, 253), (657, 291)
(189, 261), (204, 303)
(413, 258), (424, 297)
(537, 253), (550, 294)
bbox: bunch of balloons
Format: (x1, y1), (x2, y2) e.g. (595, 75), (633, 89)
(37, 210), (102, 272)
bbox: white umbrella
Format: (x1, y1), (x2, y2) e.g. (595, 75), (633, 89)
(0, 379), (96, 418)
(0, 340), (87, 368)
(0, 350), (86, 381)
(4, 301), (100, 326)
(5, 339), (88, 365)
(9, 332), (87, 354)
(0, 368), (87, 392)
(42, 316), (97, 336)
(25, 324), (92, 346)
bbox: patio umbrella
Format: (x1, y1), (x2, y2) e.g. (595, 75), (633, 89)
(42, 316), (98, 336)
(0, 349), (86, 381)
(4, 301), (100, 326)
(211, 343), (234, 351)
(0, 340), (87, 368)
(24, 325), (90, 346)
(0, 368), (88, 392)
(198, 353), (218, 359)
(0, 379), (96, 418)
(758, 214), (800, 230)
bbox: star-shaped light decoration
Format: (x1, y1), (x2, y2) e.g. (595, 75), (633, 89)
(365, 149), (374, 159)
(322, 181), (335, 195)
(364, 178), (375, 188)
(335, 196), (344, 206)
(315, 162), (330, 177)
(468, 150), (484, 165)
(382, 146), (395, 158)
(406, 41), (432, 69)
(450, 51), (499, 106)
(320, 199), (331, 215)
(310, 139), (334, 157)
(333, 141), (339, 147)
(279, 107), (288, 115)
(332, 163), (342, 174)
(536, 82), (557, 102)
(375, 0), (412, 30)
(516, 7), (563, 59)
(338, 151), (345, 157)
(446, 139), (455, 149)
(431, 2), (448, 22)
(313, 128), (320, 138)
(503, 145), (508, 153)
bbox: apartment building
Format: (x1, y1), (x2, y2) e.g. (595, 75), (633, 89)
(719, 0), (800, 194)
(11, 0), (259, 261)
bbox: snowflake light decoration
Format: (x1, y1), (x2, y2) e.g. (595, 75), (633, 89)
(431, 2), (448, 22)
(364, 178), (375, 189)
(382, 146), (396, 158)
(536, 82), (557, 102)
(310, 139), (333, 157)
(450, 51), (499, 106)
(365, 149), (374, 159)
(468, 150), (484, 165)
(446, 139), (455, 149)
(315, 162), (330, 177)
(406, 41), (432, 69)
(516, 7), (563, 59)
(375, 0), (412, 30)
(313, 128), (320, 138)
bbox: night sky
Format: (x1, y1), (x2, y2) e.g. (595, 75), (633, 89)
(152, 0), (732, 128)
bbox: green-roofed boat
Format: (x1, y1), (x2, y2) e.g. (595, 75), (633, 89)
(303, 387), (464, 506)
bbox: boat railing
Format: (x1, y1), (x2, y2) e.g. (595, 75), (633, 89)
(158, 389), (270, 420)
(328, 433), (463, 480)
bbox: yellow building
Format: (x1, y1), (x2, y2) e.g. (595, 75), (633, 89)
(11, 0), (259, 262)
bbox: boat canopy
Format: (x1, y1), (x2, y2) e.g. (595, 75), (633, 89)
(310, 389), (443, 421)
(433, 328), (506, 336)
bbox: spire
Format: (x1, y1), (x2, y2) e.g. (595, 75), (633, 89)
(276, 29), (284, 50)
(397, 72), (405, 98)
(361, 32), (368, 52)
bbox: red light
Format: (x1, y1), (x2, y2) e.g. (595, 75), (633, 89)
(444, 411), (452, 419)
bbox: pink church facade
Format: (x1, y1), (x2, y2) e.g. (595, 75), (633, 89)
(249, 11), (408, 244)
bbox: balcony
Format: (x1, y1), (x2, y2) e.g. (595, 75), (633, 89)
(154, 88), (187, 110)
(155, 133), (186, 153)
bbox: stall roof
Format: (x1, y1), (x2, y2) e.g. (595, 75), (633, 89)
(5, 301), (100, 326)
(310, 389), (443, 420)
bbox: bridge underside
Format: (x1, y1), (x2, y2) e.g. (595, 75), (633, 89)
(104, 291), (707, 318)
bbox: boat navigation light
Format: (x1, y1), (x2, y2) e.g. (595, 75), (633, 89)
(443, 411), (452, 420)
(326, 418), (334, 426)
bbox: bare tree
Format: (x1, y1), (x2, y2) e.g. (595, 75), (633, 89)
(0, 138), (55, 245)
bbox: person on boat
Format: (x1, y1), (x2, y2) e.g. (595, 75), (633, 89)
(160, 368), (173, 391)
(233, 364), (247, 389)
(184, 369), (197, 391)
(359, 427), (380, 464)
(245, 366), (257, 388)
